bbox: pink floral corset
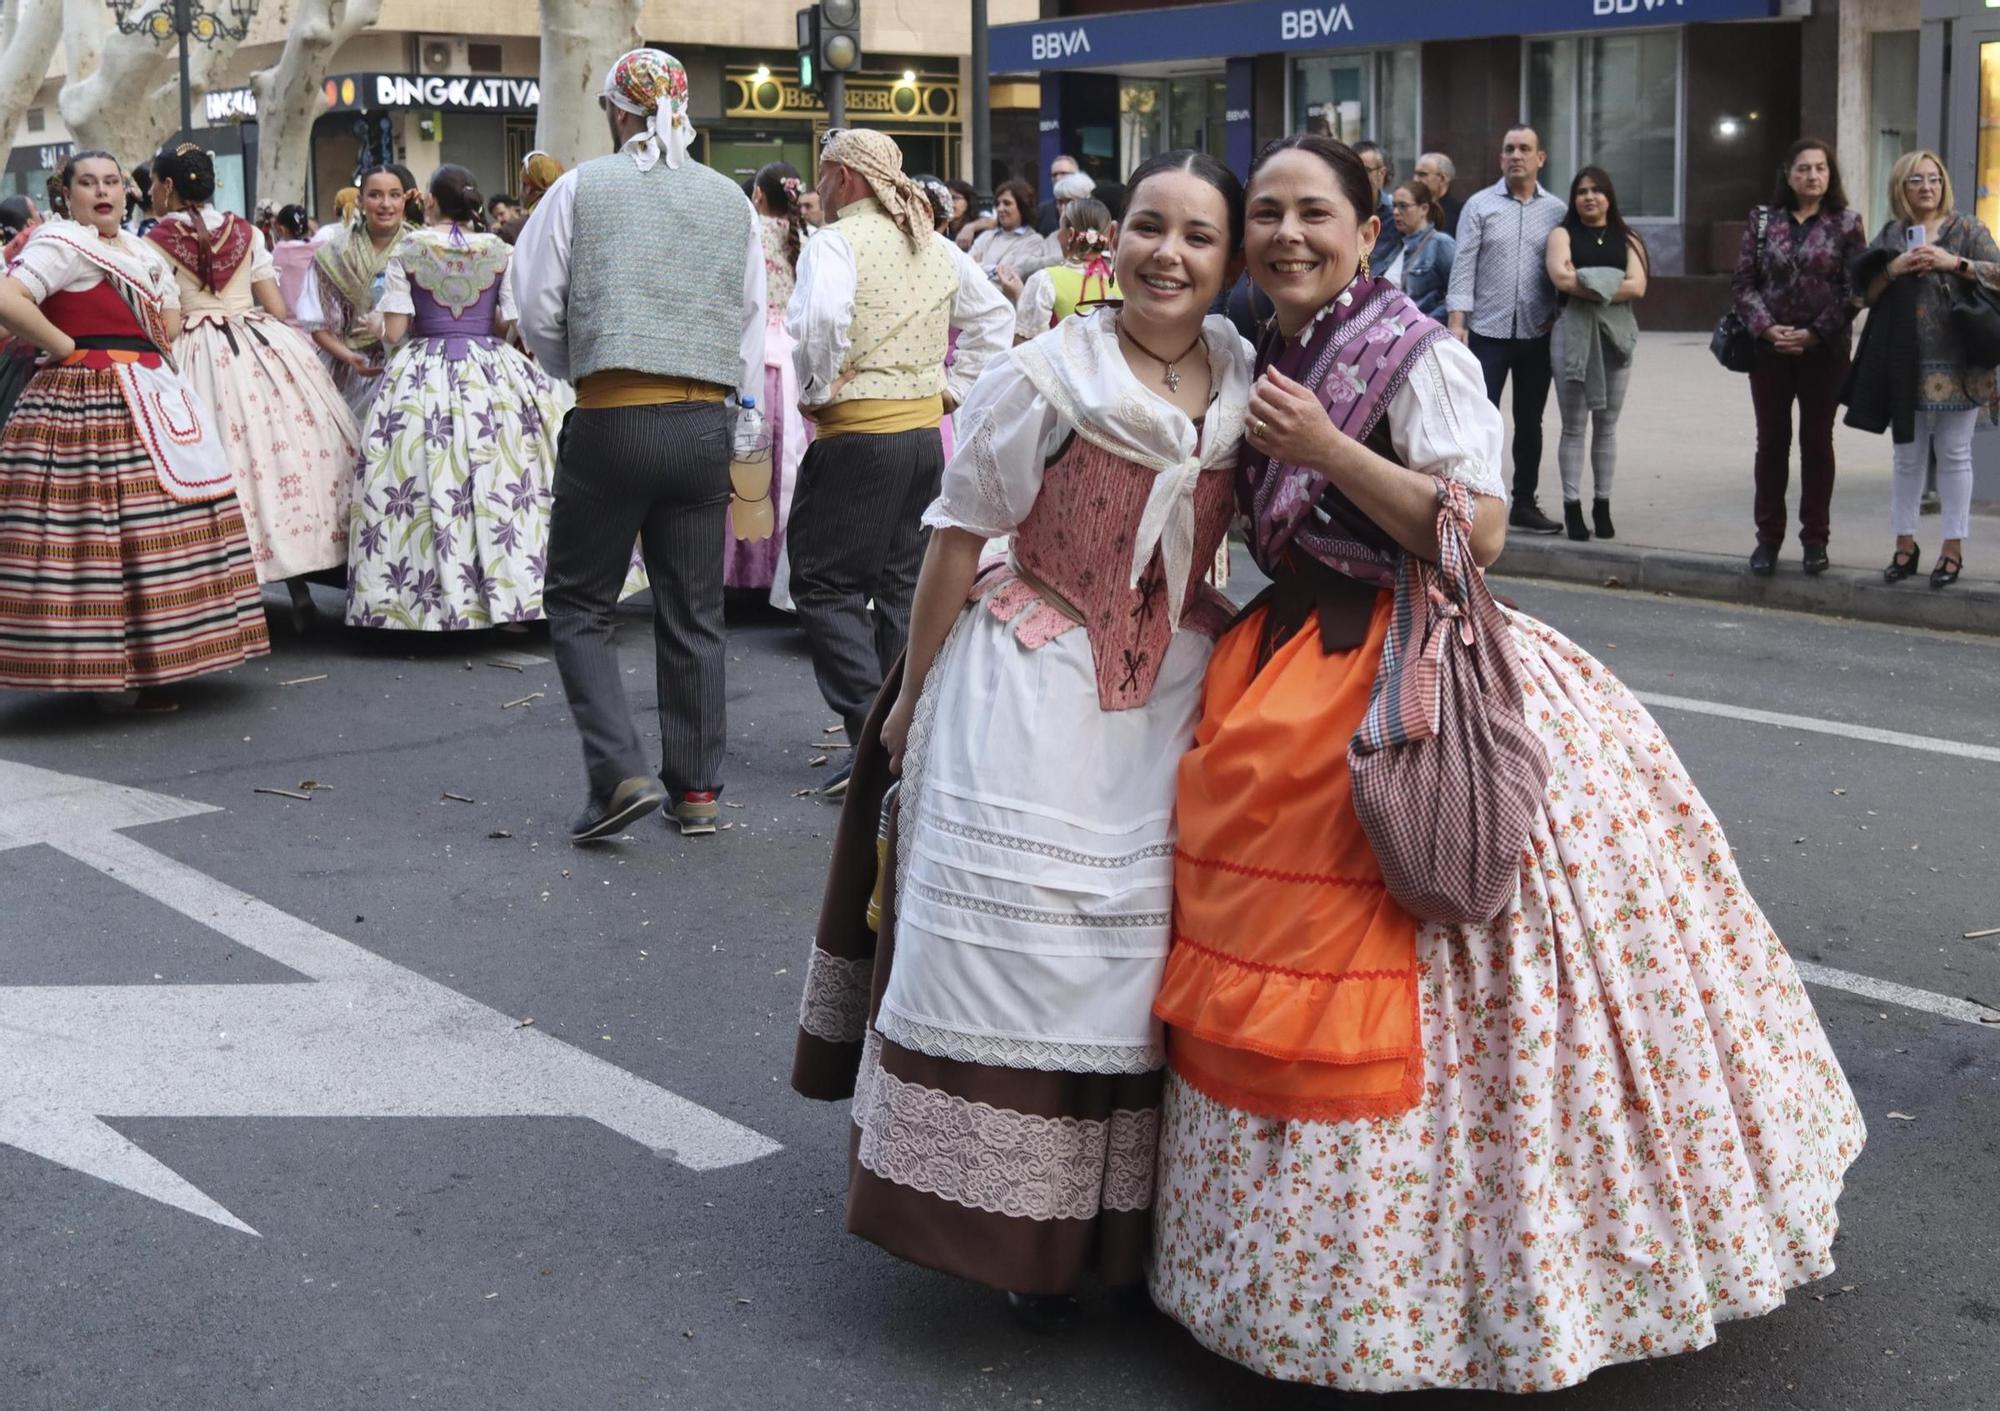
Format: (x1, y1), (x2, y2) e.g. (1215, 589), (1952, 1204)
(977, 433), (1236, 711)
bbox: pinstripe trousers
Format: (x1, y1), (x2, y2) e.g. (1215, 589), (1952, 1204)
(786, 426), (944, 740)
(545, 400), (733, 800)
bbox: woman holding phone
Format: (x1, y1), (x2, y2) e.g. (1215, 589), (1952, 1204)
(1851, 150), (1999, 590)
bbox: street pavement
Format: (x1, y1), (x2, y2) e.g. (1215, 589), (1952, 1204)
(2, 579), (1997, 1411)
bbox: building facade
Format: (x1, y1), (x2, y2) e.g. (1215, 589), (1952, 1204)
(989, 0), (1926, 329)
(3, 0), (1034, 220)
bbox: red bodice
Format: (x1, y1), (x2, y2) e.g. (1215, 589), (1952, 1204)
(980, 433), (1236, 711)
(41, 279), (151, 341)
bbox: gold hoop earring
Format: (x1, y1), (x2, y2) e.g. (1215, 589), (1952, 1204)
(1360, 250), (1372, 282)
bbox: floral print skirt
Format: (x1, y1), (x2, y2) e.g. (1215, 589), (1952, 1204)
(346, 336), (638, 630)
(1149, 608), (1866, 1394)
(178, 314), (358, 582)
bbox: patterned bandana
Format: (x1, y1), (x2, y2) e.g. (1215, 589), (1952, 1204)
(520, 151), (564, 209)
(820, 129), (929, 249)
(601, 49), (694, 173)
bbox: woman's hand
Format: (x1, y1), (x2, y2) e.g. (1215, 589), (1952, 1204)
(881, 691), (918, 775)
(996, 265), (1024, 301)
(1245, 367), (1345, 473)
(344, 347), (383, 377)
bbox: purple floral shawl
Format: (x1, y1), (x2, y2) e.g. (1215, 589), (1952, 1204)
(1244, 276), (1448, 586)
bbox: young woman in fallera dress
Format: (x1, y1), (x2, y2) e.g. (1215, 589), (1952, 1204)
(792, 152), (1253, 1326)
(0, 150), (266, 702)
(346, 164), (609, 631)
(1146, 134), (1865, 1394)
(298, 165), (411, 422)
(145, 145), (360, 631)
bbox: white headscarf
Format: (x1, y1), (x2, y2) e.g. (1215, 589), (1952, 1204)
(601, 48), (695, 173)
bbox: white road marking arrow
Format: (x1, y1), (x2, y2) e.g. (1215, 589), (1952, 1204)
(0, 760), (781, 1235)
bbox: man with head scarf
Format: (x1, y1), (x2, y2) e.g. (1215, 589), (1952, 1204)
(515, 48), (768, 843)
(785, 128), (1011, 795)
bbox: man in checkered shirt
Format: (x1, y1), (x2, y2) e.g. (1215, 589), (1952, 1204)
(1446, 126), (1568, 535)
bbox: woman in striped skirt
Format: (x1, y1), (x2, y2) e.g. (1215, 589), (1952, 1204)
(0, 150), (267, 701)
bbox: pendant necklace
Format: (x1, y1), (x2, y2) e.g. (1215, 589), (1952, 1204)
(1116, 314), (1204, 393)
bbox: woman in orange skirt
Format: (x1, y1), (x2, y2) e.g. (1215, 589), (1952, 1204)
(1148, 135), (1865, 1394)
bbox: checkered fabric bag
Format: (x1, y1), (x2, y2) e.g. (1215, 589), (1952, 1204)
(1348, 480), (1548, 924)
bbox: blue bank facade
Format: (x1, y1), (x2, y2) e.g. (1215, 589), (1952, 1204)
(989, 0), (1841, 322)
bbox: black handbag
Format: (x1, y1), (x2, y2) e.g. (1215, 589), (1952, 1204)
(1711, 207), (1769, 374)
(1950, 280), (2000, 369)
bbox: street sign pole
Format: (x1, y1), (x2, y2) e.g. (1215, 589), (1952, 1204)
(825, 69), (846, 129)
(970, 0), (991, 207)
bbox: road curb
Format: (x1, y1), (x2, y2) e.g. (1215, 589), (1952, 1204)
(1493, 537), (2000, 636)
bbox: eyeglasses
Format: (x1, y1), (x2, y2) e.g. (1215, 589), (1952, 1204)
(1903, 173), (1944, 188)
(819, 127), (847, 155)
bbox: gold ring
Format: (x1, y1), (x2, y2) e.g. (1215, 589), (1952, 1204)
(1251, 417), (1267, 439)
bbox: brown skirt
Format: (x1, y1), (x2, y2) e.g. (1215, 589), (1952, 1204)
(791, 659), (1160, 1296)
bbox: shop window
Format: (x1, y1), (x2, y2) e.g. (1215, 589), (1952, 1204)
(1120, 79), (1166, 179)
(1528, 29), (1679, 219)
(1981, 41), (2000, 237)
(468, 43), (504, 75)
(1868, 31), (1918, 232)
(1291, 48), (1418, 179)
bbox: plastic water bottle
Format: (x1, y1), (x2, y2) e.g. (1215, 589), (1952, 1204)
(728, 395), (775, 543)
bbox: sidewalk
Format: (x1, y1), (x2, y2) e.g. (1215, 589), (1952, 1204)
(1490, 332), (2000, 634)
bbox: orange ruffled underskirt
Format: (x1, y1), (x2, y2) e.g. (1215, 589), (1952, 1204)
(1153, 593), (1425, 1123)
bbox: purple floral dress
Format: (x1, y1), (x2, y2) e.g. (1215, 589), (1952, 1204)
(347, 228), (637, 629)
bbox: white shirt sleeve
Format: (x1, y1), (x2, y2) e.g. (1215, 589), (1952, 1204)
(294, 262), (328, 330)
(10, 232), (83, 301)
(512, 170), (578, 379)
(738, 201), (768, 405)
(377, 257), (414, 316)
(943, 237), (1013, 407)
(786, 227), (856, 408)
(921, 351), (1065, 539)
(496, 253), (519, 322)
(1385, 337), (1509, 503)
(1014, 267), (1057, 342)
(247, 225), (276, 284)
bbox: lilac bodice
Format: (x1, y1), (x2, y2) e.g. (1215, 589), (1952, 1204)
(410, 283), (500, 358)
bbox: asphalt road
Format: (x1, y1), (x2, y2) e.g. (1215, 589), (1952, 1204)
(2, 576), (1996, 1411)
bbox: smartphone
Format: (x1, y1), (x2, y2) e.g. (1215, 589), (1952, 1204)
(1904, 225), (1927, 251)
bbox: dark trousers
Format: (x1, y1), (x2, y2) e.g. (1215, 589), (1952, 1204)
(545, 400), (733, 800)
(787, 426), (944, 741)
(1468, 330), (1555, 501)
(1748, 340), (1849, 549)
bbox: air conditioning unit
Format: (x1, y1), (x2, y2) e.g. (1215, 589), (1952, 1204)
(417, 35), (467, 75)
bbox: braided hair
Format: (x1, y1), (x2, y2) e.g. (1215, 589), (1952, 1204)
(152, 142), (226, 290)
(752, 161), (806, 271)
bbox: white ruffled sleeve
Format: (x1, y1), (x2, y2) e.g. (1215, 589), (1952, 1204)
(9, 231), (83, 301)
(1383, 336), (1509, 503)
(921, 351), (1065, 539)
(1014, 268), (1056, 342)
(376, 257), (414, 316)
(247, 225), (276, 283)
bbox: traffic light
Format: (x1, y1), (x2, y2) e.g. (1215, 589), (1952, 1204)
(818, 0), (862, 78)
(797, 1), (861, 95)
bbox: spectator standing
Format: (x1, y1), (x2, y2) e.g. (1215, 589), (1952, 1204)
(968, 179), (1049, 296)
(1730, 137), (1865, 576)
(799, 189), (824, 229)
(1546, 165), (1648, 542)
(1850, 149), (1998, 590)
(1414, 151), (1460, 236)
(785, 130), (1012, 793)
(1036, 170), (1096, 271)
(1447, 125), (1567, 534)
(1036, 152), (1081, 235)
(487, 193), (520, 232)
(1389, 181), (1454, 317)
(1353, 140), (1401, 273)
